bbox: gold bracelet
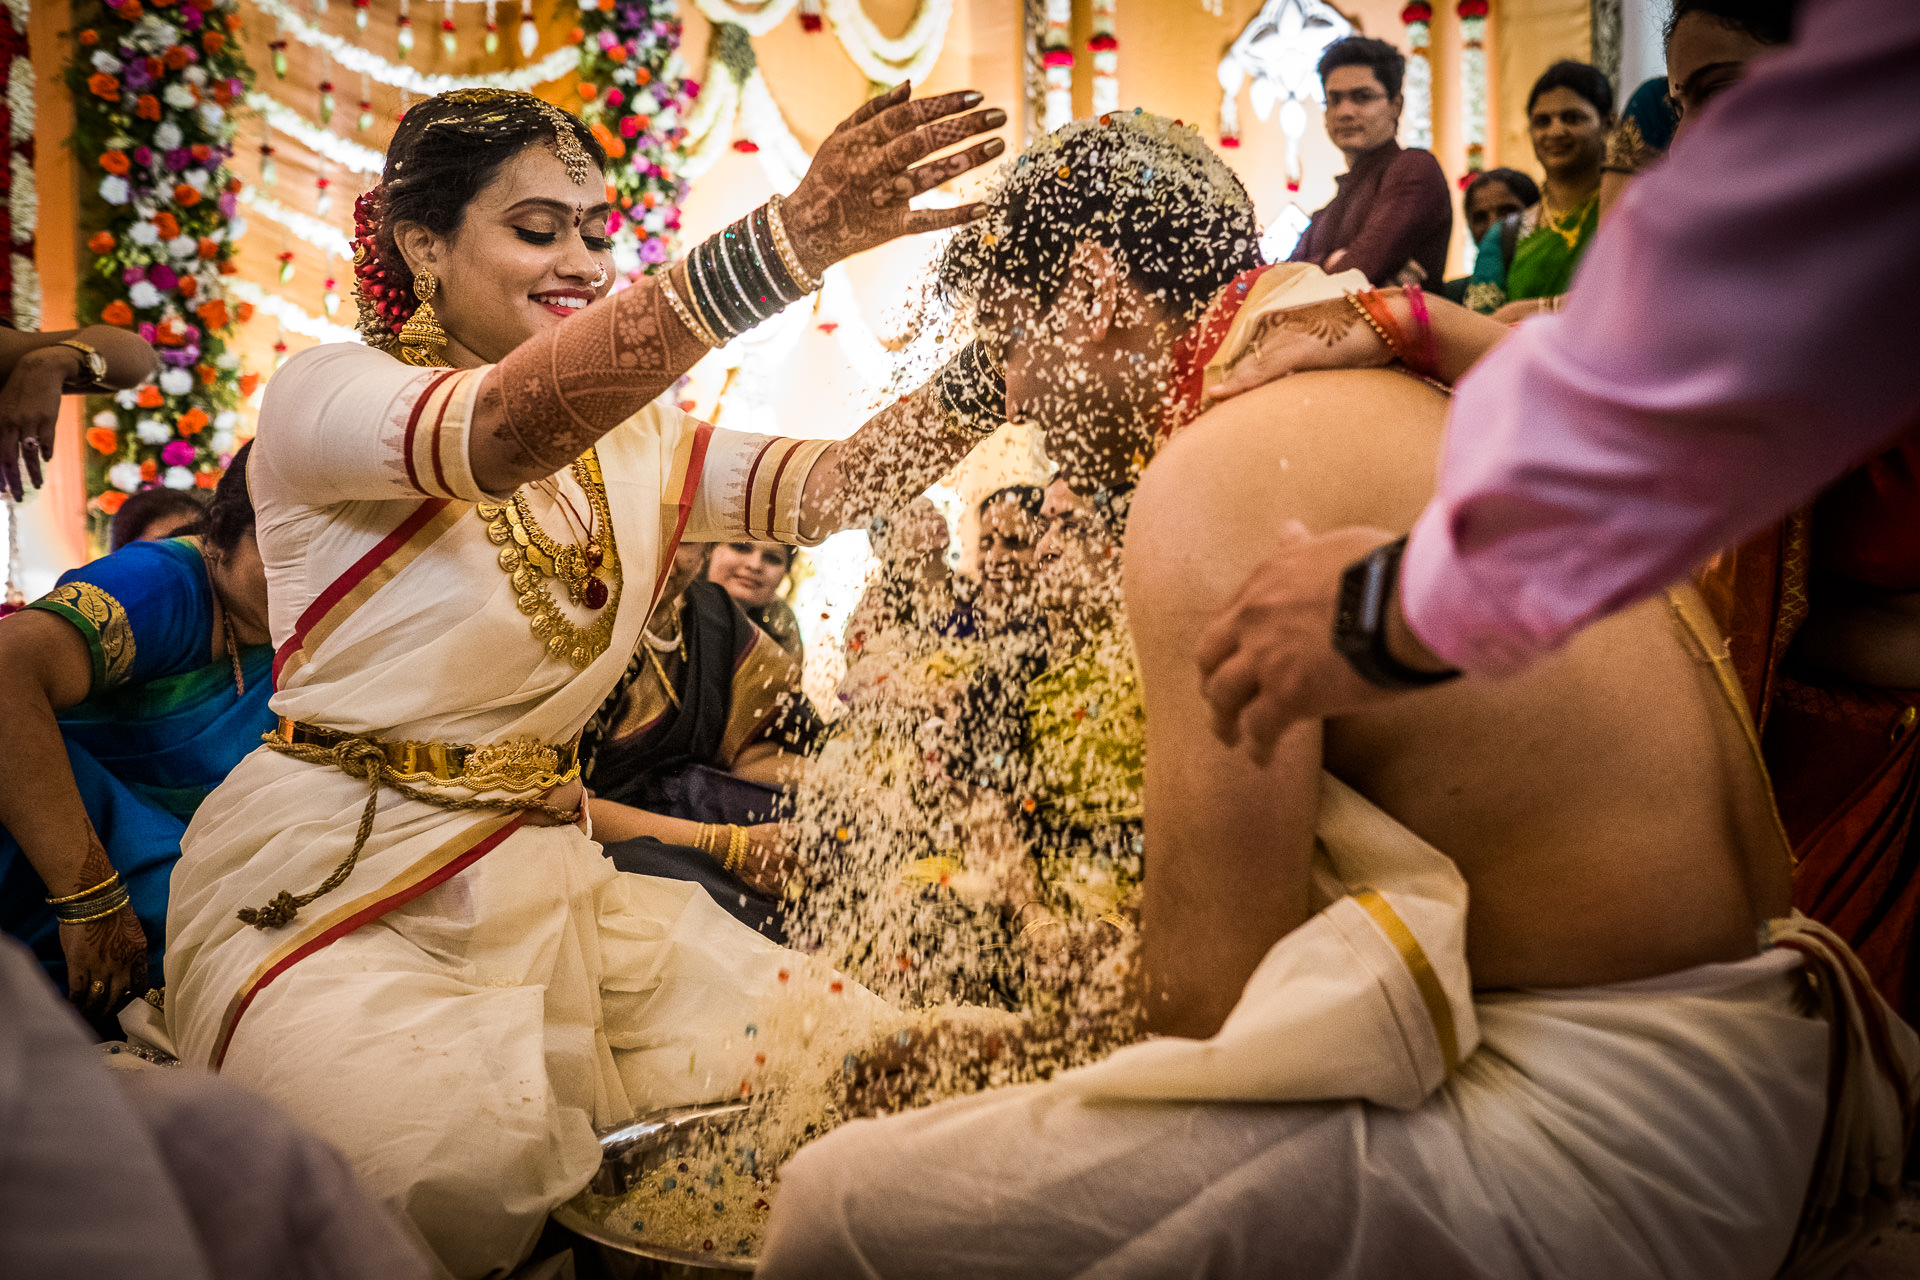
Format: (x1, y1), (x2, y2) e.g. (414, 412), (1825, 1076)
(1346, 292), (1396, 351)
(1018, 915), (1066, 942)
(57, 891), (131, 925)
(660, 267), (723, 350)
(765, 194), (822, 295)
(724, 825), (750, 873)
(47, 871), (121, 905)
(697, 824), (717, 858)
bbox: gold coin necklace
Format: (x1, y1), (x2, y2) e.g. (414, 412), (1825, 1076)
(477, 450), (624, 669)
(1538, 190), (1594, 252)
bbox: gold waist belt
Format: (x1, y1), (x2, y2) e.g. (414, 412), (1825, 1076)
(275, 718), (581, 793)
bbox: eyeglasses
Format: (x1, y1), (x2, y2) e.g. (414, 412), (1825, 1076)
(1325, 88), (1386, 108)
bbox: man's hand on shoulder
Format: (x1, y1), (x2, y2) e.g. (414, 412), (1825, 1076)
(1195, 522), (1432, 764)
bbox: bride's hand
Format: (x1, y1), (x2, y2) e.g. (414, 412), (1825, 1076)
(780, 82), (1007, 278)
(1208, 297), (1394, 401)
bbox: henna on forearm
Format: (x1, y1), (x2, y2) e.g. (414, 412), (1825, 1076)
(1264, 299), (1362, 346)
(474, 266), (712, 489)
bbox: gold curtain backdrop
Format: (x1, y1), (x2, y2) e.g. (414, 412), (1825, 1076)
(22, 0), (1591, 591)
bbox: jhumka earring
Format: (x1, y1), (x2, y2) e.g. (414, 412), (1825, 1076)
(397, 268), (449, 366)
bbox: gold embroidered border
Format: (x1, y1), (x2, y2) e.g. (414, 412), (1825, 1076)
(1351, 888), (1461, 1074)
(29, 581), (136, 690)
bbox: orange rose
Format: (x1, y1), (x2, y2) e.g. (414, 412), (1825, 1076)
(102, 300), (136, 327)
(177, 407), (210, 435)
(195, 299), (229, 329)
(604, 137), (626, 159)
(100, 150), (131, 175)
(172, 183), (201, 207)
(88, 231), (116, 254)
(212, 82), (233, 106)
(155, 318), (186, 346)
(590, 122), (614, 149)
(164, 45), (190, 69)
(87, 72), (120, 99)
(139, 460), (158, 482)
(202, 30), (225, 54)
(196, 364), (216, 385)
(176, 276), (197, 299)
(224, 12), (241, 30)
(217, 260), (238, 276)
(136, 384), (164, 408)
(144, 56), (164, 78)
(238, 373), (261, 397)
(196, 237), (218, 259)
(121, 0), (144, 16)
(135, 94), (161, 121)
(235, 301), (255, 322)
(152, 211), (179, 239)
(190, 144), (210, 162)
(79, 29), (99, 44)
(86, 426), (120, 454)
(634, 67), (652, 87)
(96, 490), (129, 514)
(577, 81), (597, 101)
(224, 176), (243, 194)
(194, 469), (220, 489)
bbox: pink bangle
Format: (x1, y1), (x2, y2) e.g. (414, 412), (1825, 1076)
(1402, 284), (1439, 379)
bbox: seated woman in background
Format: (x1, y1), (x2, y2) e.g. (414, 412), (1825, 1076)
(1465, 60), (1613, 320)
(1598, 75), (1680, 220)
(586, 542), (823, 937)
(0, 444), (271, 1032)
(1439, 168), (1539, 305)
(109, 488), (207, 552)
(707, 539), (805, 660)
(973, 483), (1042, 627)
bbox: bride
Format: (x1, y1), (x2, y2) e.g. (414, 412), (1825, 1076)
(152, 85), (1009, 1276)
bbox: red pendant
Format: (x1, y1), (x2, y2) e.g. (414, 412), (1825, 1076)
(583, 576), (609, 610)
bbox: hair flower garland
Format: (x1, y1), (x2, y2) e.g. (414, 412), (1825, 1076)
(66, 0), (254, 534)
(573, 0), (694, 273)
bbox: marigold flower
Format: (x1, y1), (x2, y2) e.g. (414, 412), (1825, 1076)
(235, 302), (255, 323)
(86, 426), (120, 454)
(202, 30), (225, 54)
(590, 122), (614, 149)
(152, 211), (180, 239)
(224, 12), (240, 29)
(577, 81), (597, 101)
(634, 67), (651, 87)
(96, 490), (129, 514)
(196, 363), (216, 385)
(177, 407), (210, 435)
(79, 29), (99, 44)
(139, 459), (159, 482)
(173, 183), (201, 207)
(177, 276), (198, 299)
(196, 299), (229, 329)
(164, 45), (191, 69)
(237, 373), (261, 397)
(102, 300), (137, 327)
(196, 237), (219, 259)
(136, 384), (165, 408)
(87, 72), (121, 99)
(135, 94), (162, 120)
(119, 0), (144, 17)
(195, 469), (220, 489)
(88, 231), (117, 254)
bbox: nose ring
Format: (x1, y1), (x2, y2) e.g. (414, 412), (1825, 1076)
(590, 264), (610, 289)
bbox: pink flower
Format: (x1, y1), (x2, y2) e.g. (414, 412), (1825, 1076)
(148, 264), (179, 291)
(161, 439), (196, 467)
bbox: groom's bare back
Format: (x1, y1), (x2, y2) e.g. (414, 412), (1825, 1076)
(1124, 369), (1791, 1037)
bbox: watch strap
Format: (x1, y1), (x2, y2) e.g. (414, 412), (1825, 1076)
(1332, 536), (1462, 691)
(53, 339), (108, 388)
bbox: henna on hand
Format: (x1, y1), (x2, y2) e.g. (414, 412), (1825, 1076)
(56, 837), (148, 1014)
(1263, 299), (1362, 346)
(781, 84), (1008, 277)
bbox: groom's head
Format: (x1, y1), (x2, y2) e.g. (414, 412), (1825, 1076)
(940, 113), (1261, 490)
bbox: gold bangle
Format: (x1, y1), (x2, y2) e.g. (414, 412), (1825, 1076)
(724, 825), (750, 873)
(47, 871), (121, 905)
(58, 895), (131, 925)
(765, 195), (822, 295)
(1018, 915), (1066, 942)
(1346, 292), (1396, 351)
(660, 267), (723, 350)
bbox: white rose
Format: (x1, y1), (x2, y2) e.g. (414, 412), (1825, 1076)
(129, 281), (163, 310)
(215, 351), (240, 370)
(92, 410), (120, 429)
(183, 65), (207, 86)
(108, 461), (143, 493)
(99, 176), (131, 205)
(135, 417), (173, 444)
(153, 121), (183, 151)
(208, 430), (235, 455)
(128, 221), (161, 246)
(168, 235), (198, 260)
(114, 389), (140, 410)
(227, 217), (248, 242)
(158, 367), (194, 396)
(163, 83), (196, 110)
(213, 410), (238, 431)
(182, 169), (209, 193)
(198, 103), (225, 130)
(164, 466), (196, 491)
(91, 52), (123, 74)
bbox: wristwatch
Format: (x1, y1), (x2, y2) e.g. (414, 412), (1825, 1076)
(1331, 535), (1462, 691)
(54, 339), (109, 390)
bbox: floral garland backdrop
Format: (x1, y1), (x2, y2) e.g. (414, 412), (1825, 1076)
(66, 0), (255, 529)
(571, 0), (694, 273)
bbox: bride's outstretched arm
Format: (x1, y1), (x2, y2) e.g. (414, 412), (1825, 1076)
(468, 85), (1006, 494)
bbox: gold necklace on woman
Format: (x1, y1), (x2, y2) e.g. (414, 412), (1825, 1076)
(1538, 190), (1594, 252)
(477, 449), (624, 670)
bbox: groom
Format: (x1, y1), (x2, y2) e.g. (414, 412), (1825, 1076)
(756, 114), (1915, 1279)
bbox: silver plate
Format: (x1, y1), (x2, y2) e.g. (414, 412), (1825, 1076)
(550, 1103), (759, 1274)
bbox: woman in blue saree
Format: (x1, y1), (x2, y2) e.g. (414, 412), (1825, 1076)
(0, 444), (272, 1029)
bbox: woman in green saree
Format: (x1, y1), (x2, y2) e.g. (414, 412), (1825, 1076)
(1465, 61), (1615, 319)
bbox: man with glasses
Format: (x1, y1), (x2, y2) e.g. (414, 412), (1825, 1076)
(1287, 36), (1453, 288)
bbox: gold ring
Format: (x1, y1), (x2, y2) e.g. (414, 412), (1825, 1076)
(89, 979), (107, 998)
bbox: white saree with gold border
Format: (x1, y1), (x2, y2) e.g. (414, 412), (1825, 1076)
(157, 343), (881, 1278)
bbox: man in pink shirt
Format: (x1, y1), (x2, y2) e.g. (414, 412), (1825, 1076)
(1197, 0), (1920, 758)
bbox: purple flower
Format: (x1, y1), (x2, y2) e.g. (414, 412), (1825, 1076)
(132, 146), (153, 166)
(161, 440), (197, 467)
(217, 192), (237, 218)
(123, 265), (148, 284)
(148, 264), (179, 291)
(160, 344), (201, 367)
(165, 148), (194, 171)
(639, 237), (668, 265)
(226, 77), (243, 98)
(123, 61), (152, 91)
(180, 5), (203, 29)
